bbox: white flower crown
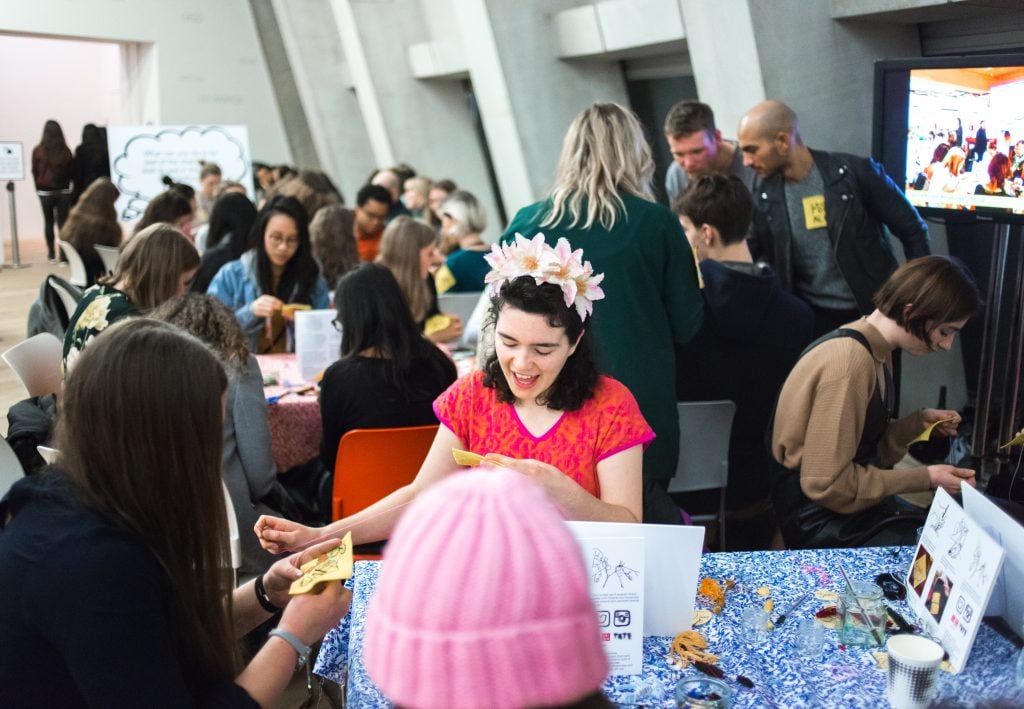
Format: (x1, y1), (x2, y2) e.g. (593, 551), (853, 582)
(483, 233), (606, 321)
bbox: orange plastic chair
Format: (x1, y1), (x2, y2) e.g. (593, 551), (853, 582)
(331, 424), (439, 523)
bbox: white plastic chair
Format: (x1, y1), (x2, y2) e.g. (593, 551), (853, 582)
(57, 239), (89, 288)
(222, 481), (242, 584)
(2, 333), (63, 398)
(668, 400), (736, 551)
(94, 245), (120, 274)
(48, 277), (84, 325)
(36, 446), (59, 465)
(0, 436), (25, 498)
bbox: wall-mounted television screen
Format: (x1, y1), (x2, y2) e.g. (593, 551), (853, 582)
(874, 54), (1024, 224)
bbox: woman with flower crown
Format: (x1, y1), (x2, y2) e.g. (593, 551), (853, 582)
(255, 237), (651, 552)
(500, 102), (704, 523)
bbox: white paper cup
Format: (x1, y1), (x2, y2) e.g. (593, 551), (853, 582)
(886, 635), (944, 709)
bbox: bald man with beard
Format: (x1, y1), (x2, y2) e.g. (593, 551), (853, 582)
(738, 100), (930, 336)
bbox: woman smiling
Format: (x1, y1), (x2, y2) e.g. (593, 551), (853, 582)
(256, 236), (651, 553)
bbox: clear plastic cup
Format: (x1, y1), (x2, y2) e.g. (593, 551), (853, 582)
(739, 606), (771, 645)
(792, 617), (826, 658)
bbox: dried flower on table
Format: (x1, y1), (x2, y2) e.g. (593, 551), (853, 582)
(668, 629), (719, 669)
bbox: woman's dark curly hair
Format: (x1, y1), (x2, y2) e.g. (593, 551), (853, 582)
(483, 276), (598, 411)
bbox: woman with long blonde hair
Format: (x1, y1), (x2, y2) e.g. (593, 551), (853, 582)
(377, 216), (462, 343)
(501, 101), (704, 523)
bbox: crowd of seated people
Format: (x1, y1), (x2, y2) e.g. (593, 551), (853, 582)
(3, 99), (994, 705)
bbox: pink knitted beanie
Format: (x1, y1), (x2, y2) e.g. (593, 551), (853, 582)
(363, 468), (609, 709)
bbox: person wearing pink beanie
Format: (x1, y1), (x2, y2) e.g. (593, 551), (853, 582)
(363, 468), (612, 709)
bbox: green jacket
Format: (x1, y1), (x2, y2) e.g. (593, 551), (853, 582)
(502, 193), (703, 481)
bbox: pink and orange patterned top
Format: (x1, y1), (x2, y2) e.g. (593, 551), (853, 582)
(434, 371), (654, 497)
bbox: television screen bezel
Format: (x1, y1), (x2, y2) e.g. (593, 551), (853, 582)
(873, 53), (1024, 226)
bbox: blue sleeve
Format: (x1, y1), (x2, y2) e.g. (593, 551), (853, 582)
(312, 276), (330, 309)
(208, 264), (260, 333)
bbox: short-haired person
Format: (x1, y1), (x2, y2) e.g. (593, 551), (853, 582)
(207, 196), (330, 354)
(738, 100), (931, 336)
(377, 216), (463, 344)
(371, 168), (411, 221)
(319, 264), (457, 473)
(195, 160), (222, 226)
(363, 469), (613, 709)
(0, 319), (350, 706)
(663, 100), (754, 205)
(771, 256), (981, 549)
(434, 189), (490, 293)
(353, 184), (392, 262)
(674, 175), (813, 550)
(256, 238), (650, 553)
(428, 178), (456, 226)
(63, 223), (199, 372)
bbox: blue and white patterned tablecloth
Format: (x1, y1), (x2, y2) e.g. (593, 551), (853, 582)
(315, 549), (1023, 708)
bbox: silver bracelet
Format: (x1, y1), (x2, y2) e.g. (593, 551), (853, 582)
(269, 628), (310, 670)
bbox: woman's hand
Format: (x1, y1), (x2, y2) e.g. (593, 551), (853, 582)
(927, 464), (976, 494)
(254, 515), (317, 554)
(251, 295), (284, 318)
(920, 408), (962, 438)
(278, 581), (352, 646)
(261, 538), (344, 608)
(484, 454), (574, 502)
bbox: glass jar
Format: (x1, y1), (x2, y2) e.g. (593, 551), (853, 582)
(675, 677), (732, 708)
(839, 580), (886, 647)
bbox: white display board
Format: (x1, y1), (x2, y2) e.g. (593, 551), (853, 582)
(0, 142), (25, 181)
(106, 125), (252, 221)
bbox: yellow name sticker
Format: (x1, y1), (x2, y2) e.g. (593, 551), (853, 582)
(289, 531), (354, 595)
(802, 195), (827, 230)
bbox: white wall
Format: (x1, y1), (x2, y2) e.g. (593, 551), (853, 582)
(0, 0), (290, 171)
(0, 35), (124, 246)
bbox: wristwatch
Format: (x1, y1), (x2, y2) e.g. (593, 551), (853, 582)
(268, 628), (310, 670)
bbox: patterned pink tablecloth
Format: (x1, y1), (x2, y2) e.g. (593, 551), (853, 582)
(255, 354), (322, 472)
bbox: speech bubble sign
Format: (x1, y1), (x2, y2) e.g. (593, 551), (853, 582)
(107, 125), (252, 221)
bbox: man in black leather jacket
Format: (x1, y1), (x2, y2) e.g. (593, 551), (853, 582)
(738, 100), (930, 336)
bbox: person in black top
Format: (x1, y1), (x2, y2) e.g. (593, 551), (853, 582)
(320, 263), (457, 473)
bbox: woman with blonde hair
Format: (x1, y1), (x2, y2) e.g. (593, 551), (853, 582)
(59, 177), (122, 286)
(435, 189), (490, 293)
(62, 223), (200, 371)
(377, 216), (462, 343)
(501, 101), (704, 522)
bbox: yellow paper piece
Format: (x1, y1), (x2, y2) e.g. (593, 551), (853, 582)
(814, 589), (839, 602)
(763, 598), (775, 613)
(802, 195), (827, 230)
(452, 449), (508, 468)
(691, 609), (713, 626)
(999, 430), (1024, 450)
(692, 247), (705, 289)
(281, 303), (312, 318)
(756, 585), (771, 597)
(289, 531), (353, 595)
(912, 417), (956, 444)
(434, 265), (456, 295)
(424, 314), (452, 336)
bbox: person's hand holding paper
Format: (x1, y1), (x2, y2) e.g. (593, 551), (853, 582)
(915, 408), (961, 442)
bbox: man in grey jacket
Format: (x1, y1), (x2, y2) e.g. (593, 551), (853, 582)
(738, 100), (930, 336)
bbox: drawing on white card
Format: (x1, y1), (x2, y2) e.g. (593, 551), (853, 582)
(967, 546), (988, 586)
(929, 502), (949, 534)
(591, 548), (640, 589)
(948, 519), (969, 558)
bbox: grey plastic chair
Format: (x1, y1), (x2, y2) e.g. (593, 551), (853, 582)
(668, 400), (736, 551)
(94, 245), (120, 274)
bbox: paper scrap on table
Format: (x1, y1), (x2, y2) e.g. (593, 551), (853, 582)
(452, 449), (505, 467)
(289, 531), (353, 595)
(999, 430), (1024, 450)
(912, 417), (956, 444)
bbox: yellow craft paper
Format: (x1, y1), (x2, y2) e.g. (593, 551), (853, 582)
(802, 195), (827, 230)
(999, 430), (1024, 450)
(911, 417), (956, 444)
(281, 303), (312, 318)
(424, 314), (452, 336)
(289, 531), (354, 595)
(452, 449), (507, 468)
